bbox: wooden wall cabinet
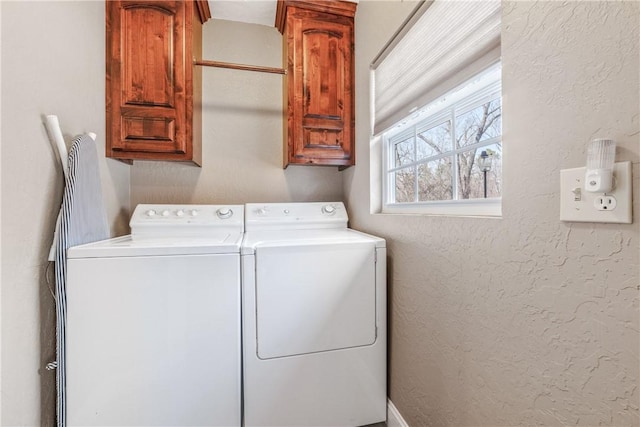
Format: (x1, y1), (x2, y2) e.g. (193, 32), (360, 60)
(106, 1), (210, 165)
(276, 0), (357, 169)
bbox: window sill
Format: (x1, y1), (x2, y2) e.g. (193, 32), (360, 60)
(381, 198), (502, 218)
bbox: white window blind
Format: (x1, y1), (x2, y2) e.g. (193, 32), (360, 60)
(371, 0), (501, 135)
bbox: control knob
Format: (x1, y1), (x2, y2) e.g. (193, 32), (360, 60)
(175, 209), (185, 217)
(216, 207), (233, 219)
(161, 209), (170, 217)
(322, 204), (336, 215)
(146, 209), (157, 217)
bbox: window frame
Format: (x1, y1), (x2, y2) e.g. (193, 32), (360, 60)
(381, 64), (503, 217)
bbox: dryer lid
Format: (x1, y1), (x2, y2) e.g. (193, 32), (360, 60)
(241, 228), (385, 255)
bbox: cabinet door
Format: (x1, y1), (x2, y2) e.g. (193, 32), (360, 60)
(106, 1), (194, 162)
(285, 8), (355, 168)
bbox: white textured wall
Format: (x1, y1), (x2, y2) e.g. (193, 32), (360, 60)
(0, 2), (130, 424)
(347, 1), (639, 425)
(130, 18), (344, 208)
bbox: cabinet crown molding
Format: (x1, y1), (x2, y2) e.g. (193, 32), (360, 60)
(275, 0), (357, 33)
(195, 0), (212, 23)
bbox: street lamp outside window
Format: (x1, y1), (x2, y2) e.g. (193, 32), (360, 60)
(477, 150), (493, 198)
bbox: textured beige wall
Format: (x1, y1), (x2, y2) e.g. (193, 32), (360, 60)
(0, 2), (130, 424)
(347, 1), (639, 425)
(1, 1), (637, 426)
(130, 18), (344, 208)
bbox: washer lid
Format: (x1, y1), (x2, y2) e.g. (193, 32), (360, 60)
(67, 232), (243, 258)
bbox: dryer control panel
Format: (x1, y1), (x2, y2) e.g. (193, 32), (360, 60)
(130, 204), (244, 238)
(245, 202), (348, 230)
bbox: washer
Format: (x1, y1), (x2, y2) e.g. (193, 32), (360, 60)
(65, 204), (243, 426)
(242, 202), (387, 427)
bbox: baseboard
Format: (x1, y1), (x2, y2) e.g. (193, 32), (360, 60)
(387, 399), (409, 427)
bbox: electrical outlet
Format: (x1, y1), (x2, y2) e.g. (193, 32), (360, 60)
(594, 195), (617, 211)
(560, 161), (632, 223)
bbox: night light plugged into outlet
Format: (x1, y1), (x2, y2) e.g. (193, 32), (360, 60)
(560, 138), (632, 224)
(585, 138), (616, 193)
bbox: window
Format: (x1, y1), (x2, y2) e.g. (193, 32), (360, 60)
(370, 0), (502, 216)
(383, 64), (502, 215)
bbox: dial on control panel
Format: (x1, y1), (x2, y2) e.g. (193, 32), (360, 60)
(322, 205), (336, 215)
(216, 208), (233, 219)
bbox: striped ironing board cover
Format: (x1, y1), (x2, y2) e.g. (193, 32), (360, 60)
(54, 134), (109, 427)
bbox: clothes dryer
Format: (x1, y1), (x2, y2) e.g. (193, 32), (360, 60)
(241, 202), (387, 427)
(65, 204), (243, 426)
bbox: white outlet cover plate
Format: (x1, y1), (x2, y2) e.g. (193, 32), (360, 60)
(560, 161), (632, 223)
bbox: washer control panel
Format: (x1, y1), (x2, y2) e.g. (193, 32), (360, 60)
(245, 202), (347, 230)
(131, 204), (244, 237)
(140, 206), (236, 220)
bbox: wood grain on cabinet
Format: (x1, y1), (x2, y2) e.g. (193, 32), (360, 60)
(106, 1), (209, 165)
(276, 0), (357, 169)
